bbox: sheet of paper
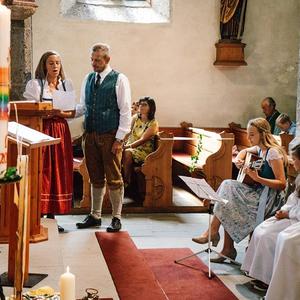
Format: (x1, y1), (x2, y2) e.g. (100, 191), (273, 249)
(179, 176), (228, 204)
(8, 122), (57, 144)
(52, 90), (76, 111)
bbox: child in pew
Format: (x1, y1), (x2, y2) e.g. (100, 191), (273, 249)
(276, 113), (296, 136)
(242, 143), (300, 298)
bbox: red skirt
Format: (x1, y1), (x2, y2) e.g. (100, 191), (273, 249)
(41, 117), (73, 214)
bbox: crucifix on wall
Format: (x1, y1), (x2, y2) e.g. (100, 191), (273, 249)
(214, 0), (248, 66)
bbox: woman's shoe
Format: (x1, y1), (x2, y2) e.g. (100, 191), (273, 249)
(210, 248), (237, 263)
(250, 280), (268, 292)
(192, 232), (220, 247)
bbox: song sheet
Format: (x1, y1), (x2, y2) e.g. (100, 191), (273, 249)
(52, 90), (76, 111)
(179, 176), (228, 204)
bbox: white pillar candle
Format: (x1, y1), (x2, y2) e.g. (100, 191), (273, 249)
(59, 266), (76, 300)
(0, 1), (11, 178)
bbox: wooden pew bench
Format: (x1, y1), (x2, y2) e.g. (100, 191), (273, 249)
(141, 131), (174, 208)
(228, 123), (294, 153)
(71, 131), (174, 212)
(171, 126), (234, 191)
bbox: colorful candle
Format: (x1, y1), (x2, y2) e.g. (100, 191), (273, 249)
(0, 2), (11, 178)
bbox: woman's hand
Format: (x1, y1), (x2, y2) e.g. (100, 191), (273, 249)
(244, 166), (260, 182)
(234, 158), (244, 169)
(275, 210), (289, 219)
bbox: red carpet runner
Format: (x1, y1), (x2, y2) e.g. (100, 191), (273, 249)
(96, 231), (238, 300)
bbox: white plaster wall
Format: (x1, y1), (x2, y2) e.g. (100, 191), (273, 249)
(32, 0), (300, 128)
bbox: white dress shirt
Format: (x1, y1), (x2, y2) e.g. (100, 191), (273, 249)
(76, 65), (131, 140)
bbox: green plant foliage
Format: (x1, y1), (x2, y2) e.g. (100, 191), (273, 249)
(0, 167), (22, 184)
(189, 134), (203, 173)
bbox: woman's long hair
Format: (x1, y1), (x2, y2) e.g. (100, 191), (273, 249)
(247, 118), (288, 166)
(34, 50), (65, 81)
(139, 96), (156, 120)
(291, 143), (300, 197)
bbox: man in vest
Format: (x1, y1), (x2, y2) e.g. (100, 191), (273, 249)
(75, 43), (131, 232)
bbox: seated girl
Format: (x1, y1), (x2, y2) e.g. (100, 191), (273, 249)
(192, 118), (287, 262)
(122, 97), (159, 187)
(242, 143), (300, 297)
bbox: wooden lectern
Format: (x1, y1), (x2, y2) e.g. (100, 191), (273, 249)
(0, 101), (53, 244)
(0, 121), (60, 288)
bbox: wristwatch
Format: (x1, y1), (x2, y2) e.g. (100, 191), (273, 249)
(115, 138), (124, 144)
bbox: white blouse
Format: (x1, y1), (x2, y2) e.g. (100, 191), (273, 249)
(281, 191), (300, 221)
(23, 78), (74, 101)
(246, 146), (283, 163)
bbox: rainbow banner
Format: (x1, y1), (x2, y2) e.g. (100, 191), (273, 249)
(0, 3), (11, 178)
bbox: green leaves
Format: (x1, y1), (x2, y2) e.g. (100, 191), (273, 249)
(0, 167), (22, 184)
(189, 134), (203, 173)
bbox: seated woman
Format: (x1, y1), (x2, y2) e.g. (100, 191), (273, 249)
(192, 118), (287, 262)
(242, 143), (300, 296)
(122, 97), (159, 187)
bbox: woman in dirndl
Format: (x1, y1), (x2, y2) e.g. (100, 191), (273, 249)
(23, 51), (75, 232)
(192, 118), (287, 262)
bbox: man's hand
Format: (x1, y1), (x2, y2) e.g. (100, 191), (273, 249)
(111, 140), (123, 155)
(275, 210), (289, 219)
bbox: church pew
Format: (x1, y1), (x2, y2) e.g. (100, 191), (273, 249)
(71, 131), (177, 213)
(228, 123), (294, 153)
(279, 132), (294, 152)
(170, 124), (234, 191)
(141, 131), (174, 208)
